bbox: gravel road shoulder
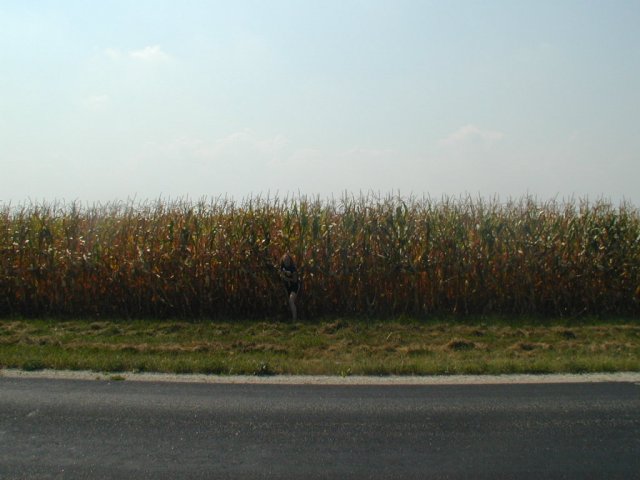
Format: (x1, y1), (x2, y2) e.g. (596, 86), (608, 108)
(1, 368), (639, 385)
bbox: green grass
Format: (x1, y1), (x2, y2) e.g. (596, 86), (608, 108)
(0, 317), (638, 375)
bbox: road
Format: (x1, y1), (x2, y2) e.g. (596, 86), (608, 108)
(1, 377), (638, 479)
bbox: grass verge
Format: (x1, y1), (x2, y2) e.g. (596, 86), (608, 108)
(0, 317), (638, 376)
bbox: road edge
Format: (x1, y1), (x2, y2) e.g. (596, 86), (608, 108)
(1, 368), (639, 385)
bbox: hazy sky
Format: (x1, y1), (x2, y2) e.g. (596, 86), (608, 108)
(2, 1), (639, 205)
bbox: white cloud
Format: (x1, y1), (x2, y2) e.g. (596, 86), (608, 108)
(439, 124), (505, 148)
(104, 45), (171, 62)
(129, 45), (170, 62)
(104, 48), (122, 60)
(119, 131), (293, 198)
(256, 134), (288, 155)
(82, 94), (109, 110)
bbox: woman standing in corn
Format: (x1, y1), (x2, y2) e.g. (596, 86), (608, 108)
(280, 253), (300, 321)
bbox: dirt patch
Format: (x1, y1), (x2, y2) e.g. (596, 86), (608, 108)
(399, 345), (432, 356)
(446, 339), (476, 351)
(318, 320), (347, 335)
(560, 329), (577, 340)
(511, 342), (552, 352)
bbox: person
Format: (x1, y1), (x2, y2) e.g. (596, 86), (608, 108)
(280, 253), (300, 321)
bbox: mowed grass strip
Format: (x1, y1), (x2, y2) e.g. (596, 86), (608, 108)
(0, 318), (638, 376)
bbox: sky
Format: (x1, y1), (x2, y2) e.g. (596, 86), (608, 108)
(1, 0), (639, 206)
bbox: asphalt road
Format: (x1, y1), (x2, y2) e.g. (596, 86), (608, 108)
(1, 378), (638, 479)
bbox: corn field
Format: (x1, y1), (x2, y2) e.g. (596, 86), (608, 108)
(1, 195), (639, 318)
